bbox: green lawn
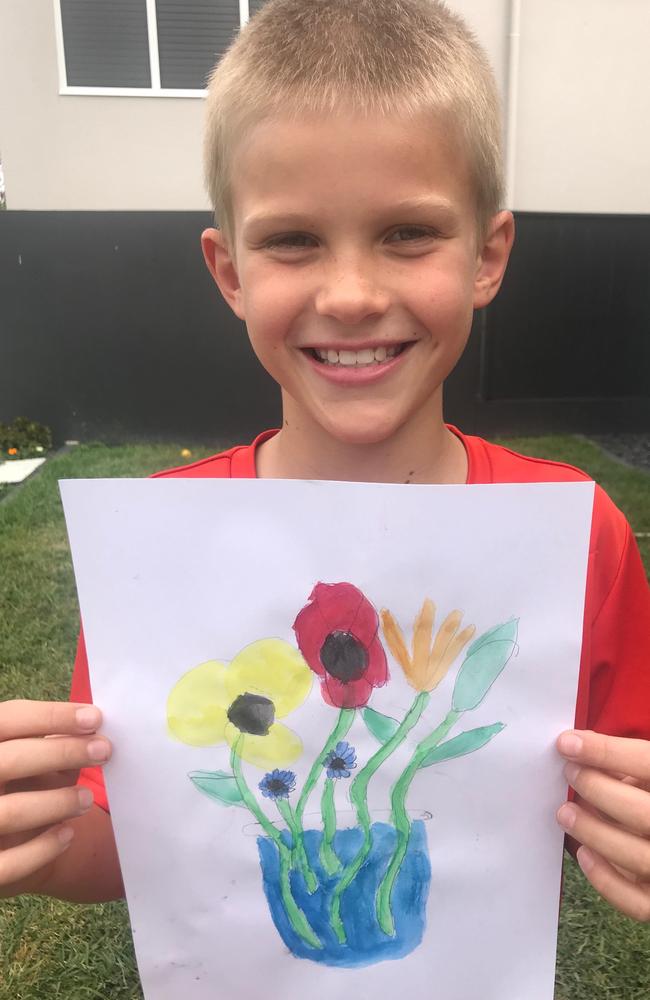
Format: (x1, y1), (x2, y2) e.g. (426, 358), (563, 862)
(0, 437), (648, 999)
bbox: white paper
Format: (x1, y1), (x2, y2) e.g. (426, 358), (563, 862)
(60, 478), (594, 1000)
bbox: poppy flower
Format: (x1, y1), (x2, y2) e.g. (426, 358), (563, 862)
(381, 599), (475, 692)
(293, 582), (388, 708)
(167, 638), (312, 769)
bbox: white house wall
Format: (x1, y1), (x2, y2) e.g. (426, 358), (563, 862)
(0, 0), (208, 211)
(0, 0), (648, 212)
(511, 0), (650, 213)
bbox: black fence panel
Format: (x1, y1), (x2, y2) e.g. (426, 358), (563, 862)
(0, 211), (280, 445)
(1, 211), (648, 446)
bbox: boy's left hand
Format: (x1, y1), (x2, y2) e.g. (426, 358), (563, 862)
(556, 729), (650, 922)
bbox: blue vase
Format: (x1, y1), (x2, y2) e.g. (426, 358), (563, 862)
(257, 821), (431, 968)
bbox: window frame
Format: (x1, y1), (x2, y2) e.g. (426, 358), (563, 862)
(54, 0), (250, 97)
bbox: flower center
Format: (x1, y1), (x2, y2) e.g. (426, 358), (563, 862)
(329, 756), (346, 771)
(320, 630), (368, 683)
(267, 777), (287, 795)
(227, 692), (275, 735)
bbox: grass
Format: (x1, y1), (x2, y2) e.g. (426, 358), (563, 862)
(0, 436), (648, 999)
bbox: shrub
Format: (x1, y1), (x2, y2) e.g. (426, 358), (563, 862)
(0, 416), (53, 458)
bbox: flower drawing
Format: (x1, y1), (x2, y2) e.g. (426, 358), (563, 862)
(170, 582), (517, 968)
(167, 638), (312, 769)
(293, 582), (388, 708)
(381, 599), (476, 693)
(259, 769), (297, 800)
(323, 741), (357, 779)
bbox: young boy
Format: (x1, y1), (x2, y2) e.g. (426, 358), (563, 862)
(1, 0), (649, 936)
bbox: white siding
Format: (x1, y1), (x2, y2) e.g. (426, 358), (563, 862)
(1, 0), (648, 212)
(0, 0), (208, 210)
(510, 0), (650, 213)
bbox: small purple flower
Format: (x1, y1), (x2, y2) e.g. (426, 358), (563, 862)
(323, 741), (357, 779)
(259, 769), (296, 800)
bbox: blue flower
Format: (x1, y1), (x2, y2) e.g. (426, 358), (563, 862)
(259, 769), (296, 800)
(323, 741), (357, 779)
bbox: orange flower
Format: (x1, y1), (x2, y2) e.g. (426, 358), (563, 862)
(380, 599), (476, 693)
(7, 447), (18, 456)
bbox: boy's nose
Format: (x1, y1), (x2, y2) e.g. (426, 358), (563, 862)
(314, 261), (390, 325)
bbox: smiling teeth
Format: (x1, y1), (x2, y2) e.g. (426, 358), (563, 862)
(315, 346), (399, 366)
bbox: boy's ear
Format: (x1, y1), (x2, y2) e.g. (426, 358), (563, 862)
(473, 211), (515, 309)
(201, 228), (245, 320)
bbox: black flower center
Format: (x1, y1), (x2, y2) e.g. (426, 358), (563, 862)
(320, 630), (368, 683)
(227, 692), (275, 735)
(267, 777), (287, 795)
(329, 756), (346, 771)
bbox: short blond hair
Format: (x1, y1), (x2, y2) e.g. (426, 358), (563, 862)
(204, 0), (503, 243)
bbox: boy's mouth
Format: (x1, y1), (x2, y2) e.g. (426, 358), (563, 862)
(306, 343), (411, 367)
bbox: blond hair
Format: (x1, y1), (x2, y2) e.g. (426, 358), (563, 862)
(204, 0), (503, 243)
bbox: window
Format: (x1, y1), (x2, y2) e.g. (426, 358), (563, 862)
(55, 0), (266, 96)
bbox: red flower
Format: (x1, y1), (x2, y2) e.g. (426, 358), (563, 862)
(293, 583), (388, 708)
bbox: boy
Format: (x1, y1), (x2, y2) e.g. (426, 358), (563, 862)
(1, 0), (649, 937)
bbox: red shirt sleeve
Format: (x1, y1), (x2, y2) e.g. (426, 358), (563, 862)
(575, 486), (650, 739)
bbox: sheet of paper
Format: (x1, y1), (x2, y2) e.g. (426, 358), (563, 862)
(60, 478), (594, 1000)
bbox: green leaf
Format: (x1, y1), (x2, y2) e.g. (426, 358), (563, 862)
(418, 722), (505, 768)
(362, 707), (400, 743)
(189, 769), (245, 807)
(452, 619), (518, 712)
(466, 618), (518, 657)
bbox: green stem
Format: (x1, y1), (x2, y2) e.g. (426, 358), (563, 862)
(276, 799), (318, 892)
(230, 741), (321, 950)
(329, 691), (430, 944)
(290, 708), (354, 892)
(295, 707), (355, 827)
(376, 709), (460, 936)
(319, 778), (341, 875)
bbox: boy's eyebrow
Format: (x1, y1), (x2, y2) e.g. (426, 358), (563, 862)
(242, 212), (319, 236)
(242, 198), (459, 236)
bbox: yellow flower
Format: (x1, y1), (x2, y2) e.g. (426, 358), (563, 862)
(167, 639), (312, 768)
(380, 600), (476, 693)
(180, 448), (192, 458)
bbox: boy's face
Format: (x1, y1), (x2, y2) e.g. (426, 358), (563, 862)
(204, 112), (512, 447)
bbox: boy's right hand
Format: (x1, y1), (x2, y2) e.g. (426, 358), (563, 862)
(0, 700), (111, 893)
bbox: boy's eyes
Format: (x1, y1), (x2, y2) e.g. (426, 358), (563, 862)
(386, 226), (437, 243)
(264, 232), (318, 249)
(263, 226), (439, 251)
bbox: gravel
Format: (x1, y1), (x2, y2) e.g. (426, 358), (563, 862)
(590, 433), (650, 472)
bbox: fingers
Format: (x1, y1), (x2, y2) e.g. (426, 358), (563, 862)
(0, 700), (102, 741)
(564, 763), (650, 836)
(557, 800), (650, 880)
(574, 847), (650, 923)
(0, 735), (111, 784)
(0, 785), (94, 835)
(557, 729), (650, 784)
(0, 824), (76, 889)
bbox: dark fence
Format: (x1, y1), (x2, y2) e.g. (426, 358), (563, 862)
(1, 210), (648, 445)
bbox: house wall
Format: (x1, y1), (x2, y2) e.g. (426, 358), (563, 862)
(0, 0), (208, 211)
(1, 1), (649, 213)
(1, 1), (648, 443)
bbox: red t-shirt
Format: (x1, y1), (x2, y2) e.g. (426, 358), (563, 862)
(70, 427), (650, 812)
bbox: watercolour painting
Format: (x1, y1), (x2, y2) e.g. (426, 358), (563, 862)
(60, 477), (594, 1000)
(167, 581), (517, 967)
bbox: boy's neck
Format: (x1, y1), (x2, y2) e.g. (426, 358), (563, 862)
(256, 395), (468, 485)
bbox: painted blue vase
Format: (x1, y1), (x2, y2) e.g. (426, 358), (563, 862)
(257, 821), (431, 967)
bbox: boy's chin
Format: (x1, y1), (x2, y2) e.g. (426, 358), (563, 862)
(314, 409), (415, 449)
